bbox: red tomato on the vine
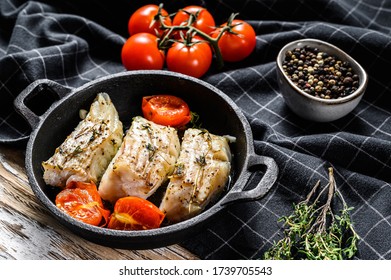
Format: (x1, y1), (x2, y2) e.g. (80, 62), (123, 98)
(212, 19), (256, 62)
(166, 37), (212, 78)
(55, 181), (110, 227)
(107, 196), (165, 230)
(142, 95), (191, 127)
(173, 5), (215, 35)
(128, 4), (171, 37)
(121, 33), (165, 71)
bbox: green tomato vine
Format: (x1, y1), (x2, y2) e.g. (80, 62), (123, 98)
(154, 3), (243, 69)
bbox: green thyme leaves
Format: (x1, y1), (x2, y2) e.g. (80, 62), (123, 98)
(264, 167), (359, 260)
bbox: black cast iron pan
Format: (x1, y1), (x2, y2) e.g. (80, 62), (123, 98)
(14, 70), (278, 249)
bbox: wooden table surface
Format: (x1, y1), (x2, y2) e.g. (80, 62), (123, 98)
(0, 143), (198, 260)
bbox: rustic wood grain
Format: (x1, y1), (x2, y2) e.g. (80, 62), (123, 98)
(0, 144), (199, 260)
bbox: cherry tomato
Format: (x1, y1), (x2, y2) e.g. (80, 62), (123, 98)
(142, 95), (191, 127)
(173, 5), (215, 35)
(121, 33), (165, 71)
(107, 196), (165, 230)
(55, 181), (110, 227)
(166, 37), (212, 78)
(128, 4), (172, 37)
(212, 19), (256, 62)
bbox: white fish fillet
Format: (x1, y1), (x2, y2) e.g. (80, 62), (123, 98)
(98, 116), (180, 204)
(42, 93), (124, 188)
(159, 128), (232, 223)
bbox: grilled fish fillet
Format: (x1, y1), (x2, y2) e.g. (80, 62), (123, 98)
(42, 93), (124, 188)
(159, 128), (232, 223)
(98, 116), (180, 204)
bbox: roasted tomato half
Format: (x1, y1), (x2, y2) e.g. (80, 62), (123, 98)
(55, 181), (111, 227)
(107, 196), (165, 230)
(142, 95), (191, 127)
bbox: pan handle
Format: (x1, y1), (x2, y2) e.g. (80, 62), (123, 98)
(221, 154), (278, 206)
(14, 79), (73, 130)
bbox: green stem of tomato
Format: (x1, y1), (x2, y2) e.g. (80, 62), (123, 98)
(156, 4), (241, 70)
(158, 16), (232, 70)
(188, 26), (230, 70)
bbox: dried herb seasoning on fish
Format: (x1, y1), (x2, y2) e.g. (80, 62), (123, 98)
(42, 93), (124, 188)
(264, 167), (359, 260)
(159, 128), (232, 223)
(98, 116), (180, 204)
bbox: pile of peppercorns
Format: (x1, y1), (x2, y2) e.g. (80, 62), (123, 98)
(282, 46), (360, 99)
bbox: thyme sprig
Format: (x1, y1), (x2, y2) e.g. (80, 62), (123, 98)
(146, 143), (157, 161)
(264, 167), (359, 260)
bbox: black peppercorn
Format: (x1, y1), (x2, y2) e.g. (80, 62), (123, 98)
(282, 45), (360, 99)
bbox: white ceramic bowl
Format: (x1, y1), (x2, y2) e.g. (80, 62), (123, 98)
(276, 38), (368, 122)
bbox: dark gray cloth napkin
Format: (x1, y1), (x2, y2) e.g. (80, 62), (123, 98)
(1, 0), (390, 259)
